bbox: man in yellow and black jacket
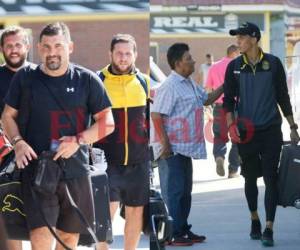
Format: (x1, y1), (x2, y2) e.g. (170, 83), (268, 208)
(96, 34), (150, 250)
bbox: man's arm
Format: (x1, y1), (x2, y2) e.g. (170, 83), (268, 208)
(199, 67), (204, 86)
(79, 107), (114, 144)
(151, 112), (172, 159)
(54, 107), (114, 160)
(226, 111), (240, 143)
(1, 104), (37, 168)
(223, 60), (241, 142)
(203, 85), (223, 106)
(274, 57), (300, 144)
(285, 115), (300, 144)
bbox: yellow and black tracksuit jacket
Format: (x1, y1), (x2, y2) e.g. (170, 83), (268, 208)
(97, 66), (150, 165)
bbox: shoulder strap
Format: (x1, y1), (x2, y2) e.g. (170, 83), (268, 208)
(17, 67), (35, 138)
(30, 187), (73, 250)
(96, 71), (105, 82)
(97, 70), (148, 97)
(41, 80), (76, 130)
(135, 72), (151, 139)
(136, 72), (148, 97)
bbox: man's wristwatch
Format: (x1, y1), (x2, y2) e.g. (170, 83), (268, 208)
(11, 135), (24, 146)
(290, 123), (298, 130)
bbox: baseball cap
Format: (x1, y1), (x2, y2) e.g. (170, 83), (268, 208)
(229, 22), (261, 41)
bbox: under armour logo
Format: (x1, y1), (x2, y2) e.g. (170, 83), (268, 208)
(66, 87), (75, 93)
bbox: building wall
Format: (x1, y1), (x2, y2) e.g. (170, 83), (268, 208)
(150, 11), (271, 77)
(18, 17), (149, 73)
(270, 13), (286, 64)
(152, 36), (237, 76)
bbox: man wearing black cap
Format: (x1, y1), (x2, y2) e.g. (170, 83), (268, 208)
(223, 22), (300, 247)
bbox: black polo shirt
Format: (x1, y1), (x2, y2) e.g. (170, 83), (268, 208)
(5, 63), (111, 177)
(0, 65), (15, 114)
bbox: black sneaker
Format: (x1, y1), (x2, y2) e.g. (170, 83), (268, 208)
(261, 228), (274, 247)
(186, 231), (206, 243)
(170, 236), (194, 246)
(250, 219), (262, 240)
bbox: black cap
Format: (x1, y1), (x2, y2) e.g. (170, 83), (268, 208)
(229, 22), (261, 41)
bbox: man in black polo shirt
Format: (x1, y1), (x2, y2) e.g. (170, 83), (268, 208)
(2, 22), (114, 250)
(0, 25), (32, 250)
(224, 22), (300, 247)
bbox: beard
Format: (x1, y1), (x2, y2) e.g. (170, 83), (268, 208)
(45, 56), (62, 71)
(3, 52), (27, 69)
(111, 61), (134, 75)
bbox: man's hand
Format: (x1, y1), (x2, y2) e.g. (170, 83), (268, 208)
(14, 140), (37, 169)
(160, 141), (173, 159)
(228, 123), (241, 143)
(53, 136), (80, 161)
(290, 129), (300, 145)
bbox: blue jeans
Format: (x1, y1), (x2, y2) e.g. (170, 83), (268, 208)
(212, 104), (240, 172)
(166, 154), (193, 237)
(213, 143), (240, 172)
(158, 159), (168, 205)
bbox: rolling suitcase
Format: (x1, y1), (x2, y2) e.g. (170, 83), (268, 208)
(147, 189), (173, 250)
(78, 170), (113, 246)
(278, 143), (300, 208)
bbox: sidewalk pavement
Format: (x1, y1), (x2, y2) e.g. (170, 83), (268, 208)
(165, 175), (300, 250)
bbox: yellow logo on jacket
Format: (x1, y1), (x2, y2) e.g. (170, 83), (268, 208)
(262, 60), (270, 70)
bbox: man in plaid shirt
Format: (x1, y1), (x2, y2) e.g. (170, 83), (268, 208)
(151, 43), (223, 246)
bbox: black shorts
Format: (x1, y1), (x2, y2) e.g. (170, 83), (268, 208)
(237, 125), (283, 179)
(106, 161), (150, 206)
(22, 167), (94, 234)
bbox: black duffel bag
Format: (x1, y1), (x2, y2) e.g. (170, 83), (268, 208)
(0, 166), (29, 240)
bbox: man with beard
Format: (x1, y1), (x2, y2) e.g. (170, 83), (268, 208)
(96, 34), (150, 250)
(2, 22), (114, 250)
(0, 25), (31, 250)
(0, 26), (31, 115)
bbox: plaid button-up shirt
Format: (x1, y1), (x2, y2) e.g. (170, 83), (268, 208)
(152, 71), (208, 159)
